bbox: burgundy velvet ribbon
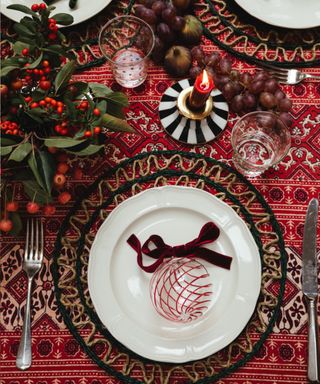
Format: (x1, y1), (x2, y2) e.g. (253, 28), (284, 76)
(127, 222), (233, 273)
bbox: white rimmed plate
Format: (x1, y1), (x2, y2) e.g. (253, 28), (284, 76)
(234, 0), (320, 29)
(1, 0), (112, 26)
(88, 186), (261, 363)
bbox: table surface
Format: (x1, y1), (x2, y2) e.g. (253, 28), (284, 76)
(1, 1), (320, 384)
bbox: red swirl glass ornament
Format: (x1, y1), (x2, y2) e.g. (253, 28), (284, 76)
(150, 257), (213, 323)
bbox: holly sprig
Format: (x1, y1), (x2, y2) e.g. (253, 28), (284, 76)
(0, 3), (133, 234)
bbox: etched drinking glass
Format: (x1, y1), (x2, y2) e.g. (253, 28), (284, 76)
(231, 111), (291, 177)
(99, 15), (155, 88)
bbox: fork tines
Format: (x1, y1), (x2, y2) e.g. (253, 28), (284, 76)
(25, 219), (44, 262)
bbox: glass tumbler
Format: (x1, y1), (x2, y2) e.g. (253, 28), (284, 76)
(99, 15), (155, 88)
(231, 111), (291, 177)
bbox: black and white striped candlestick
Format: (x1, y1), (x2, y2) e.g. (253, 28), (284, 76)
(159, 78), (229, 145)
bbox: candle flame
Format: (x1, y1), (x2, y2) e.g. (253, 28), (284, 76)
(200, 69), (210, 87)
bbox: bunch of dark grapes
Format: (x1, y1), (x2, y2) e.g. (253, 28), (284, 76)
(134, 0), (186, 63)
(190, 46), (293, 126)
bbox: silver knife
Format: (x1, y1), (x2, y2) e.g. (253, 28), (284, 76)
(302, 198), (320, 383)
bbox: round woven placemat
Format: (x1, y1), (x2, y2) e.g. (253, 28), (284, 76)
(197, 0), (320, 68)
(52, 151), (286, 384)
(2, 0), (319, 69)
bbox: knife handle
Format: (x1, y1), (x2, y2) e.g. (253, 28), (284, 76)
(307, 297), (320, 382)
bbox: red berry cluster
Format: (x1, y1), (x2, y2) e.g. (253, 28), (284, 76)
(75, 101), (102, 138)
(0, 120), (23, 136)
(30, 3), (58, 40)
(23, 60), (52, 90)
(0, 156), (84, 232)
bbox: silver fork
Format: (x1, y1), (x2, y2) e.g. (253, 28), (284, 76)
(16, 218), (44, 370)
(259, 64), (320, 85)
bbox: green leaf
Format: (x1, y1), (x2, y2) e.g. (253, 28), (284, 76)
(106, 103), (125, 119)
(19, 36), (37, 45)
(13, 23), (35, 37)
(43, 45), (67, 56)
(54, 60), (76, 94)
(28, 152), (46, 191)
(52, 13), (74, 25)
(89, 83), (113, 97)
(8, 212), (23, 236)
(13, 41), (33, 55)
(0, 65), (20, 77)
(27, 52), (43, 69)
(96, 100), (107, 112)
(23, 180), (52, 204)
(20, 16), (37, 33)
(1, 138), (19, 146)
(37, 150), (56, 193)
(63, 97), (77, 120)
(2, 57), (23, 66)
(8, 142), (32, 162)
(25, 108), (47, 124)
(7, 4), (38, 17)
(0, 146), (13, 156)
(31, 89), (46, 102)
(101, 113), (134, 133)
(67, 144), (104, 156)
(44, 137), (86, 148)
(103, 92), (129, 107)
(1, 134), (23, 145)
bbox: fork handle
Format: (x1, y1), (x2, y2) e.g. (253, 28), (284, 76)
(306, 297), (320, 382)
(305, 74), (320, 81)
(16, 277), (33, 370)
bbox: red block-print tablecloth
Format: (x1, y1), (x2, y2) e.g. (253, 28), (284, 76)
(1, 1), (320, 383)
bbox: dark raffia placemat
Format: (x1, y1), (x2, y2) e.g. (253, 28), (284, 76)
(52, 150), (287, 384)
(2, 0), (319, 70)
(197, 0), (320, 68)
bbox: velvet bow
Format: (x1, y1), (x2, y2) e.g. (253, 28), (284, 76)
(127, 222), (233, 273)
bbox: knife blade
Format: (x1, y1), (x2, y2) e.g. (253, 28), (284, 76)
(302, 198), (320, 383)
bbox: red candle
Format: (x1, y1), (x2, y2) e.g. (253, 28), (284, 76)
(189, 69), (215, 110)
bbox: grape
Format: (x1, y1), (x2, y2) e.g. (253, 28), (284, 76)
(140, 8), (157, 24)
(259, 92), (276, 108)
(253, 70), (269, 82)
(274, 88), (285, 101)
(233, 81), (243, 95)
(264, 78), (278, 93)
(242, 92), (257, 110)
(279, 112), (293, 127)
(229, 69), (240, 82)
(249, 80), (265, 95)
(152, 36), (165, 63)
(170, 16), (185, 31)
(222, 81), (237, 100)
(145, 0), (156, 7)
(161, 5), (176, 23)
(231, 94), (244, 113)
(240, 72), (252, 87)
(157, 23), (175, 42)
(135, 5), (147, 18)
(218, 57), (232, 75)
(259, 113), (277, 129)
(152, 0), (166, 16)
(278, 97), (292, 112)
(189, 66), (202, 79)
(205, 52), (221, 69)
(191, 46), (204, 64)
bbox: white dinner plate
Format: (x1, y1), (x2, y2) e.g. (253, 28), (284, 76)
(234, 0), (320, 29)
(1, 0), (112, 26)
(88, 186), (261, 363)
